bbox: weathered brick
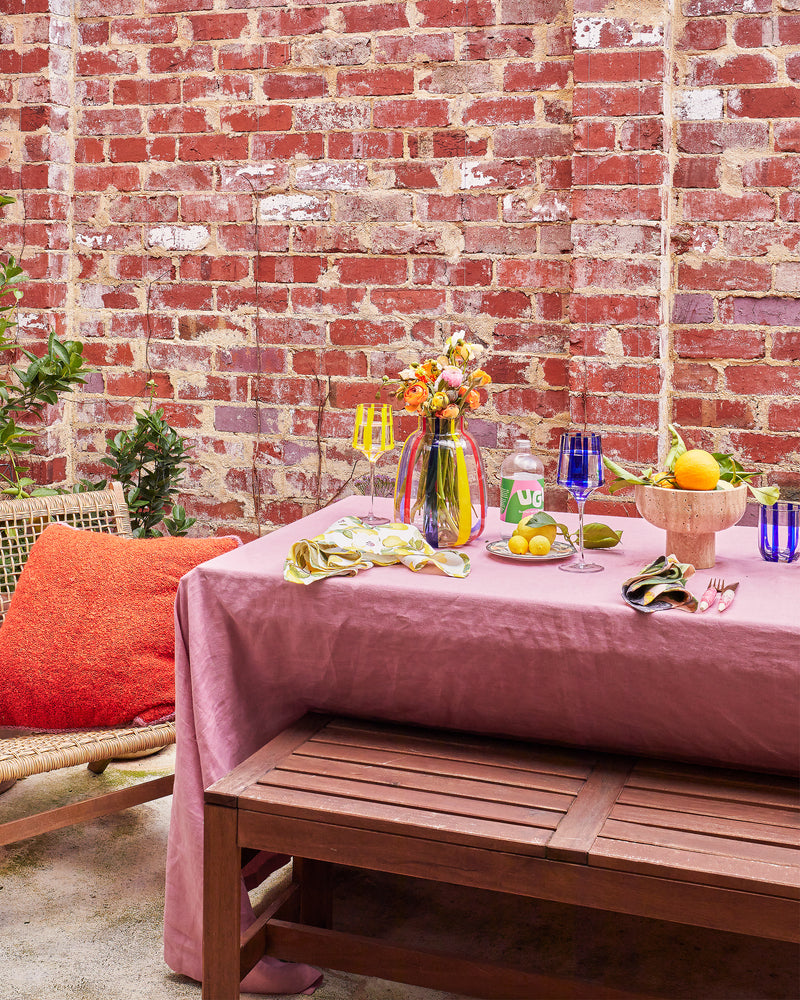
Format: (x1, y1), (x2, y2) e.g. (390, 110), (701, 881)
(772, 331), (800, 361)
(678, 18), (727, 50)
(259, 8), (326, 38)
(337, 68), (413, 97)
(719, 296), (800, 326)
(741, 156), (800, 188)
(574, 50), (665, 84)
(674, 155), (720, 188)
(677, 121), (769, 152)
(673, 398), (755, 429)
(769, 401), (800, 432)
(504, 61), (571, 91)
(675, 328), (765, 359)
(683, 191), (775, 222)
(375, 32), (456, 63)
(341, 2), (409, 31)
(416, 0), (495, 28)
(679, 260), (772, 292)
(464, 96), (539, 126)
(729, 87), (800, 118)
(725, 364), (798, 396)
(687, 54), (777, 87)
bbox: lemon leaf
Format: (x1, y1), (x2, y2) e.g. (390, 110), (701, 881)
(601, 456), (650, 492)
(749, 484), (780, 506)
(665, 424), (687, 471)
(582, 523), (623, 548)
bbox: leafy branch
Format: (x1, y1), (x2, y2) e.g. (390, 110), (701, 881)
(1, 196), (91, 494)
(603, 424), (780, 505)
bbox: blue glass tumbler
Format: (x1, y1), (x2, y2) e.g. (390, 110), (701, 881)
(758, 502), (799, 563)
(557, 430), (604, 573)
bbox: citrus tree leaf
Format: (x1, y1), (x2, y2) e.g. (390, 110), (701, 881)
(664, 424), (687, 471)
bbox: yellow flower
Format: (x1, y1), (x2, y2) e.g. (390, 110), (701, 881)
(472, 369), (491, 386)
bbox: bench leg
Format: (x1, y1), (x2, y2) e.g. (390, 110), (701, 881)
(203, 802), (241, 1000)
(295, 857), (333, 929)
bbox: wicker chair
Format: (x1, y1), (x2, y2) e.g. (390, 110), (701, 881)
(0, 484), (175, 846)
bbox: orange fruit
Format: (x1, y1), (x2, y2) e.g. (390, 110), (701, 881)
(673, 449), (721, 491)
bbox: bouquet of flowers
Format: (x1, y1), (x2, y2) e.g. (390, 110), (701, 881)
(383, 330), (491, 418)
(386, 332), (491, 548)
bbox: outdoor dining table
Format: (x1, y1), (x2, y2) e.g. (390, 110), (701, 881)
(163, 495), (800, 992)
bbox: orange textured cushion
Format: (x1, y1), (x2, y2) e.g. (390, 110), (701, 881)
(0, 524), (239, 730)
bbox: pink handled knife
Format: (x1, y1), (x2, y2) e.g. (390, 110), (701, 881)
(718, 581), (739, 612)
(697, 581), (719, 612)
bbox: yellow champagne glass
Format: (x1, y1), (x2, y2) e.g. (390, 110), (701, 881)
(353, 404), (395, 525)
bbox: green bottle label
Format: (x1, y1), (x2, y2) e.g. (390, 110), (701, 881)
(500, 476), (545, 524)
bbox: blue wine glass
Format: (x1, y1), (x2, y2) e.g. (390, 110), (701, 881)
(557, 431), (604, 573)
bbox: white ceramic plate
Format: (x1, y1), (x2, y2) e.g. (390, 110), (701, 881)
(485, 538), (576, 562)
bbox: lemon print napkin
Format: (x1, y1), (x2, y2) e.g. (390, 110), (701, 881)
(284, 516), (470, 584)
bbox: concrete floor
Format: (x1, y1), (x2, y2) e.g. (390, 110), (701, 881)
(1, 746), (798, 1000)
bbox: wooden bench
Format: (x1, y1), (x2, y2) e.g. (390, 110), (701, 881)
(202, 714), (800, 1000)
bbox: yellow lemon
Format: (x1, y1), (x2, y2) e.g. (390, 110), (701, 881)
(516, 512), (558, 545)
(528, 535), (552, 556)
(508, 534), (529, 555)
(673, 449), (721, 491)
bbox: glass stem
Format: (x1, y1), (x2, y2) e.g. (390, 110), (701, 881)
(369, 460), (377, 520)
(576, 498), (586, 565)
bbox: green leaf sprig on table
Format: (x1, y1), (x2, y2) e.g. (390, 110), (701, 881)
(557, 521), (623, 550)
(602, 424), (780, 506)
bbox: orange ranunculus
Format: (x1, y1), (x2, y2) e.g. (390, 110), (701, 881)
(439, 404), (459, 419)
(466, 389), (480, 410)
(404, 382), (428, 410)
(473, 369), (491, 386)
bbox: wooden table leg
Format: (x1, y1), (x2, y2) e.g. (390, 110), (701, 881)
(203, 802), (241, 1000)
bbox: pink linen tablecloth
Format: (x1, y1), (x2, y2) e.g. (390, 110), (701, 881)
(164, 496), (800, 990)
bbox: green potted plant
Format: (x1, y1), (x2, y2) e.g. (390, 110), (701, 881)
(1, 194), (90, 497)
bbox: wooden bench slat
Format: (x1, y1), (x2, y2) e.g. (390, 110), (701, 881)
(610, 803), (800, 848)
(264, 754), (577, 813)
(626, 765), (798, 809)
(293, 740), (588, 795)
(258, 768), (567, 832)
(632, 758), (798, 789)
(206, 714), (332, 805)
(242, 783), (554, 855)
(618, 786), (800, 829)
(313, 720), (597, 778)
(601, 817), (800, 868)
(592, 837), (800, 898)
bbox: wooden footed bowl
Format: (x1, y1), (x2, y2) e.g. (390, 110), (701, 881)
(634, 484), (747, 570)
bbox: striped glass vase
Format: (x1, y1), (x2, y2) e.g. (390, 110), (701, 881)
(393, 417), (486, 548)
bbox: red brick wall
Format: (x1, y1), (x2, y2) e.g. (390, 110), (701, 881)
(1, 0), (798, 538)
